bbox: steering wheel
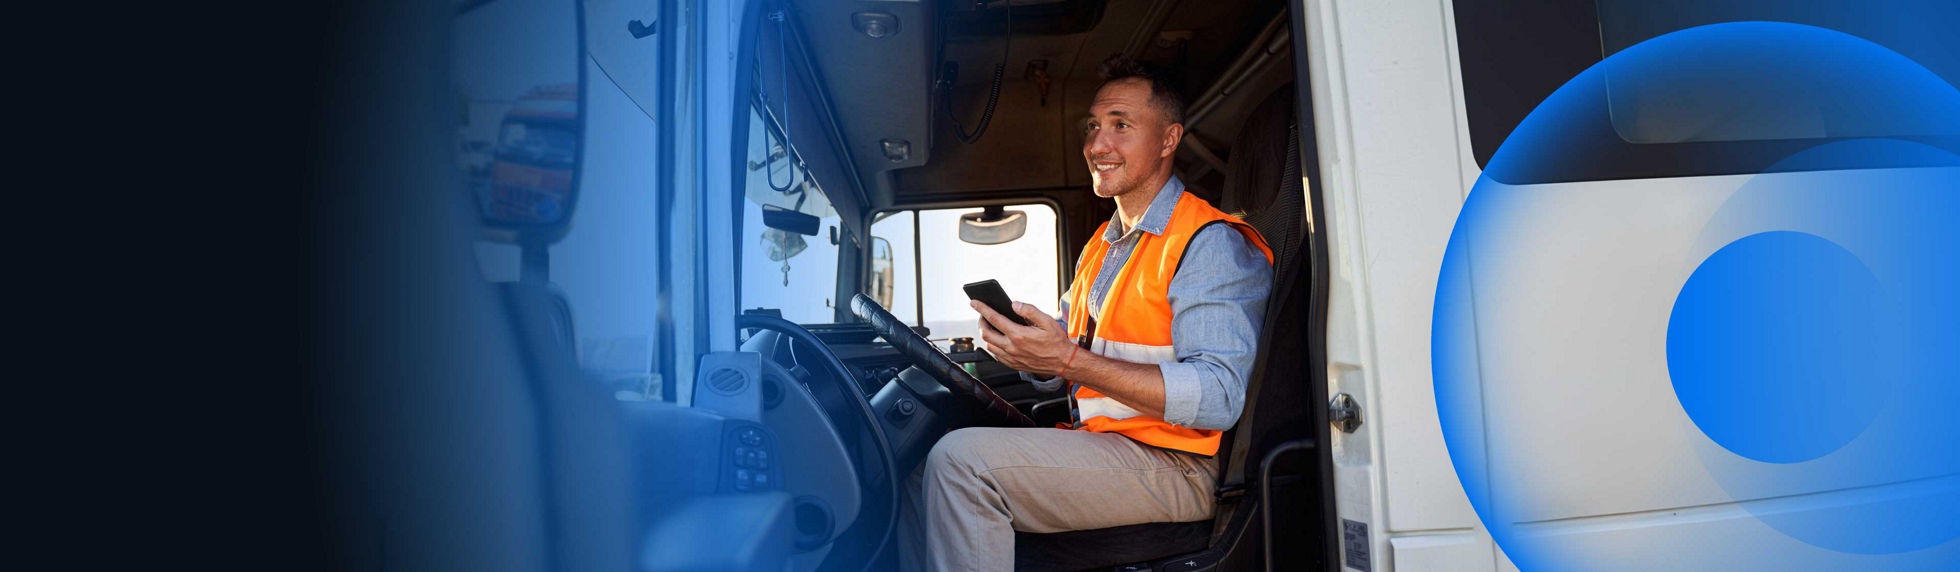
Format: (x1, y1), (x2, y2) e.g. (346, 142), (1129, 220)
(849, 294), (1034, 428)
(736, 313), (899, 572)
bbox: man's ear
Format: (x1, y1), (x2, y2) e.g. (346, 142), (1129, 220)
(1161, 122), (1184, 158)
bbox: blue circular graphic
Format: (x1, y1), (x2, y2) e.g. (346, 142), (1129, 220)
(1433, 21), (1960, 570)
(1667, 231), (1885, 464)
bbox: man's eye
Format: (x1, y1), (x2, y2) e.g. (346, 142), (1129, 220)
(1116, 122), (1131, 130)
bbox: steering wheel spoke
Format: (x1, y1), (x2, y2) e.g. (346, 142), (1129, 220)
(849, 294), (1034, 428)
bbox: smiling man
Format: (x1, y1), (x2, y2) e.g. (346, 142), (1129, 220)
(913, 55), (1275, 571)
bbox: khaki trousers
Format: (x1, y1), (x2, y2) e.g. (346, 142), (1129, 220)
(898, 427), (1219, 571)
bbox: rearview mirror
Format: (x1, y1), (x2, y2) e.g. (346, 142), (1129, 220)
(958, 206), (1028, 245)
(453, 0), (583, 243)
(762, 205), (821, 236)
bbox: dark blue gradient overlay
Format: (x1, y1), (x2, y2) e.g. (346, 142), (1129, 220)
(1436, 21), (1960, 570)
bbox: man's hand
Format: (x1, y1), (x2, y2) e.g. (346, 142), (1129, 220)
(971, 300), (1075, 377)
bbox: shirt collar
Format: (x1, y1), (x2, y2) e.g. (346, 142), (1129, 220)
(1102, 176), (1184, 243)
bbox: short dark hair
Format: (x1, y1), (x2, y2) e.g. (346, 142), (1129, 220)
(1095, 54), (1186, 126)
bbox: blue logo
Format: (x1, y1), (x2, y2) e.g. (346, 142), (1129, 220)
(1435, 22), (1960, 570)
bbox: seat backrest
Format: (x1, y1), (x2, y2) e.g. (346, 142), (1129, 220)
(1212, 83), (1317, 492)
(1219, 84), (1306, 286)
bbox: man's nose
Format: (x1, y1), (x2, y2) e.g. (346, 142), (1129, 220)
(1086, 130), (1111, 155)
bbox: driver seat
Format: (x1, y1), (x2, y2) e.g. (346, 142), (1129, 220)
(1014, 84), (1313, 570)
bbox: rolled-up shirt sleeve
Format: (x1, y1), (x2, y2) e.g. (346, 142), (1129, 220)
(1158, 225), (1273, 430)
(1018, 292), (1071, 393)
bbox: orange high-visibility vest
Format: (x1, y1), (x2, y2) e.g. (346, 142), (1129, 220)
(1064, 191), (1273, 456)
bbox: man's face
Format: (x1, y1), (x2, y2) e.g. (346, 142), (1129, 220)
(1084, 78), (1179, 199)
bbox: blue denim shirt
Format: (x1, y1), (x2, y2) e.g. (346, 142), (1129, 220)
(1024, 176), (1273, 431)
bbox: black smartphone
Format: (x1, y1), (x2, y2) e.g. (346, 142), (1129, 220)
(963, 279), (1031, 327)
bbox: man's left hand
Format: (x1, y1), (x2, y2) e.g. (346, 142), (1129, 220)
(972, 301), (1075, 377)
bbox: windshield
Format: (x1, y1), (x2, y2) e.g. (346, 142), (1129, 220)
(870, 204), (1061, 341)
(739, 104), (841, 324)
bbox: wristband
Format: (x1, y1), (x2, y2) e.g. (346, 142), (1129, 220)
(1057, 345), (1081, 378)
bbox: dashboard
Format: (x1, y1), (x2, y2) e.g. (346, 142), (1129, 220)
(769, 322), (1063, 410)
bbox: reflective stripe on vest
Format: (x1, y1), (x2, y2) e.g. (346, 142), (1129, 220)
(1063, 191), (1273, 457)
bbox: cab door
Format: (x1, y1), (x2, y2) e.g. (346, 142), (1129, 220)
(1297, 0), (1501, 570)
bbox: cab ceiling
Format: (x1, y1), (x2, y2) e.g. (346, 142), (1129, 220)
(791, 0), (1289, 210)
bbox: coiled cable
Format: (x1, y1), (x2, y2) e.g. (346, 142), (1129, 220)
(942, 1), (1011, 144)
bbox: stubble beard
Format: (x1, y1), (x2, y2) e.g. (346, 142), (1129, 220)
(1091, 166), (1134, 199)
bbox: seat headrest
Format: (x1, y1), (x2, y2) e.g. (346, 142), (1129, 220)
(1219, 84), (1299, 221)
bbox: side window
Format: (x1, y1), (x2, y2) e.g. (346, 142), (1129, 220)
(1453, 0), (1960, 183)
(464, 27), (668, 401)
(545, 59), (664, 400)
(869, 204), (1061, 341)
(867, 211), (920, 324)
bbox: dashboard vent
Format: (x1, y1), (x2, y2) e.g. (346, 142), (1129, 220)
(706, 368), (748, 395)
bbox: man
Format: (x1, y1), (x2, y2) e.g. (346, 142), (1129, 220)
(913, 55), (1274, 571)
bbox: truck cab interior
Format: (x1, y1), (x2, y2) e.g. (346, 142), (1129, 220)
(323, 0), (1336, 570)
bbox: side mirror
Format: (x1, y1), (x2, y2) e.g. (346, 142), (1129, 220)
(453, 0), (583, 244)
(868, 237), (896, 309)
(958, 206), (1027, 245)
